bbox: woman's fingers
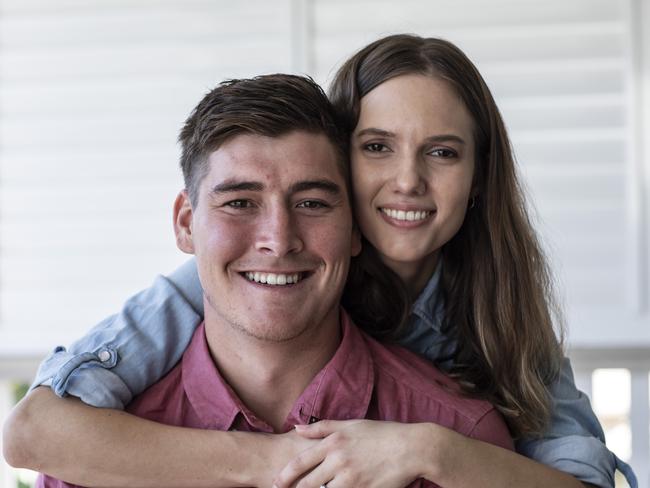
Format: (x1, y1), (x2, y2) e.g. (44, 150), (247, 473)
(273, 441), (327, 488)
(293, 447), (351, 488)
(294, 419), (362, 439)
(276, 420), (417, 488)
(292, 458), (335, 488)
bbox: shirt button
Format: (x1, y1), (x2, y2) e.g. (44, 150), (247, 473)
(98, 350), (111, 362)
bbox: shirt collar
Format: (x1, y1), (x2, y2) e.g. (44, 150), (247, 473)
(410, 260), (445, 332)
(290, 309), (374, 426)
(181, 310), (374, 432)
(181, 323), (243, 430)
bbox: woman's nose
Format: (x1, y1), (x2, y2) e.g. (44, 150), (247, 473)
(392, 155), (426, 195)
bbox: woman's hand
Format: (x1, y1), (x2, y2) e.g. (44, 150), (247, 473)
(272, 420), (597, 488)
(254, 429), (321, 488)
(272, 419), (422, 488)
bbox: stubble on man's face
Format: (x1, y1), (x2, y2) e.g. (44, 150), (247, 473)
(180, 131), (360, 344)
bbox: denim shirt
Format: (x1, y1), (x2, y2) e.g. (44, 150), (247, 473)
(32, 258), (637, 488)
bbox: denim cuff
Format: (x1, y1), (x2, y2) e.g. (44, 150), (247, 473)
(517, 434), (632, 488)
(30, 345), (132, 409)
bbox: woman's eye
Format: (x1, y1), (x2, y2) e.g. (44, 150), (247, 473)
(429, 147), (457, 158)
(364, 142), (390, 153)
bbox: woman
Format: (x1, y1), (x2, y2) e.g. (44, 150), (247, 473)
(5, 34), (635, 488)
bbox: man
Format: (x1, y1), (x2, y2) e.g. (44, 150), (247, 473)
(14, 74), (511, 487)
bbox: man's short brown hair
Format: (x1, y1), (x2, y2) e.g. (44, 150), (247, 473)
(179, 74), (348, 205)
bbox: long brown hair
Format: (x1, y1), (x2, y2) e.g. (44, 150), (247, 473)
(336, 34), (564, 438)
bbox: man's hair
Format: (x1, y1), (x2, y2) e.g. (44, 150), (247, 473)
(179, 74), (349, 205)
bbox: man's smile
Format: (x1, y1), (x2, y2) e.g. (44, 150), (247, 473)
(242, 271), (309, 286)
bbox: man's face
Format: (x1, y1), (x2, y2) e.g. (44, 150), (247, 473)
(175, 131), (361, 342)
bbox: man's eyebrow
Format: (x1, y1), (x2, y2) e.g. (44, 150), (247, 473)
(290, 180), (342, 195)
(210, 179), (341, 195)
(355, 127), (466, 145)
(210, 180), (264, 194)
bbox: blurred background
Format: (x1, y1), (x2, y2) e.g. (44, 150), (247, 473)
(0, 0), (648, 486)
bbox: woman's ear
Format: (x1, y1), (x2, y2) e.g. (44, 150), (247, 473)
(173, 190), (195, 254)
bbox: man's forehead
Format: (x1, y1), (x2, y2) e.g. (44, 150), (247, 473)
(203, 131), (346, 188)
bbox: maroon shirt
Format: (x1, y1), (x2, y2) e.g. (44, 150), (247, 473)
(38, 310), (512, 487)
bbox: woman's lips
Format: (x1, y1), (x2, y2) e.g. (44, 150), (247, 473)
(380, 207), (432, 222)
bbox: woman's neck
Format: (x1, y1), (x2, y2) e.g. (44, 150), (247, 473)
(381, 251), (440, 299)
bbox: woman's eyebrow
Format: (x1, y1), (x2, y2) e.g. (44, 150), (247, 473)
(355, 127), (395, 138)
(424, 134), (466, 145)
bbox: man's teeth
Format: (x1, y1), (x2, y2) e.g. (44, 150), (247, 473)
(381, 208), (431, 221)
(245, 272), (302, 286)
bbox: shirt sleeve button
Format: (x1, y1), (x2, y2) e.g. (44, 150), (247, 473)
(98, 350), (111, 362)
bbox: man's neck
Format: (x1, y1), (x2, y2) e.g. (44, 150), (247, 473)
(203, 308), (341, 432)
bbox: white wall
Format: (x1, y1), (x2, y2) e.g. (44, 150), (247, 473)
(0, 0), (647, 354)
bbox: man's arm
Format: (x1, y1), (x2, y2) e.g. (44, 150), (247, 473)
(3, 387), (309, 488)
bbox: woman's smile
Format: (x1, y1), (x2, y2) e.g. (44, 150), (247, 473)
(378, 206), (435, 227)
(351, 73), (475, 285)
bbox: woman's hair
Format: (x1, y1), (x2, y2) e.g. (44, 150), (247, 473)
(335, 34), (564, 438)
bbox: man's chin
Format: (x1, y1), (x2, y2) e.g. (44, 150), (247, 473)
(228, 316), (312, 344)
(230, 327), (305, 344)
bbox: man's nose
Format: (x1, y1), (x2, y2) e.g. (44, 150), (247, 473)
(255, 206), (304, 256)
(392, 153), (427, 195)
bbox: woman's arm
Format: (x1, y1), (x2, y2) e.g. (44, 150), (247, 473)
(516, 357), (636, 487)
(32, 259), (203, 408)
(32, 259), (204, 408)
(3, 388), (313, 488)
(419, 423), (598, 488)
(273, 420), (599, 488)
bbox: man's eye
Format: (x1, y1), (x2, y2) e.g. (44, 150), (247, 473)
(225, 200), (252, 208)
(297, 200), (328, 209)
(429, 148), (457, 158)
(364, 142), (390, 153)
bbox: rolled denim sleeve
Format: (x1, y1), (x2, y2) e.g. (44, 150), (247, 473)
(30, 259), (204, 409)
(516, 357), (638, 488)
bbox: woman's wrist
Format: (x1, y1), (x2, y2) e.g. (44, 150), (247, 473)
(410, 422), (465, 484)
(232, 432), (278, 488)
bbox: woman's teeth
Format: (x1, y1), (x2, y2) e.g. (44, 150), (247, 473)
(381, 208), (431, 221)
(245, 272), (302, 286)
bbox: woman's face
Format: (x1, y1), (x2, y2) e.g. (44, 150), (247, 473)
(351, 74), (476, 290)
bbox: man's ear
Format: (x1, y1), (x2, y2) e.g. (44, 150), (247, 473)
(173, 190), (195, 254)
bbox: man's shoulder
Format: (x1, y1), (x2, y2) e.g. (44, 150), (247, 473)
(360, 330), (508, 438)
(126, 359), (186, 422)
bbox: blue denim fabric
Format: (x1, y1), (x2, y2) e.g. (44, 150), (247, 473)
(31, 258), (637, 487)
(515, 361), (638, 487)
(31, 259), (204, 409)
